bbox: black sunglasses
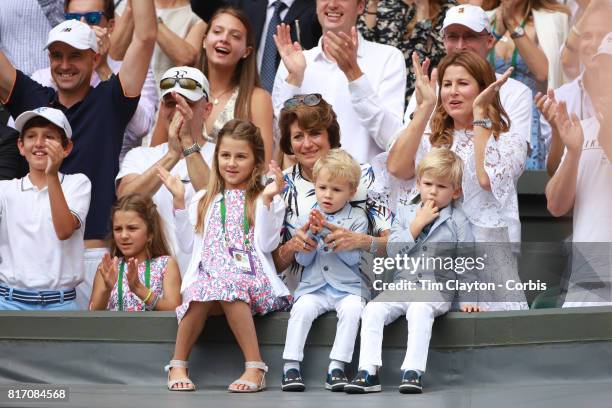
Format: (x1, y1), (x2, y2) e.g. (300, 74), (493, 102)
(283, 94), (322, 109)
(65, 11), (106, 25)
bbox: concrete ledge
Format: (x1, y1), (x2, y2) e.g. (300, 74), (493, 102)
(2, 307), (612, 347)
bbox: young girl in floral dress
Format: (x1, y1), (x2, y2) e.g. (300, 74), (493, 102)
(159, 119), (291, 393)
(89, 193), (182, 311)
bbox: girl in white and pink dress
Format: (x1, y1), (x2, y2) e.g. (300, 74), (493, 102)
(159, 119), (291, 393)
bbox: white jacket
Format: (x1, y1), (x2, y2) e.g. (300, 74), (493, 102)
(175, 190), (290, 297)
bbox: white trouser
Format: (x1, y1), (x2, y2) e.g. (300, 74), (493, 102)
(76, 248), (108, 310)
(358, 301), (449, 372)
(283, 287), (364, 363)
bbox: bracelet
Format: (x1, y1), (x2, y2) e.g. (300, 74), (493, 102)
(142, 288), (153, 303)
(491, 29), (503, 41)
(366, 11), (377, 15)
(571, 25), (581, 37)
(146, 292), (159, 311)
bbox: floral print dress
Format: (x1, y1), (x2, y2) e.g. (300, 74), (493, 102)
(107, 255), (169, 311)
(176, 189), (290, 322)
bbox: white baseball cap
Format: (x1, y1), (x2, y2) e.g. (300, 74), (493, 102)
(14, 107), (73, 139)
(45, 20), (98, 52)
(160, 66), (210, 102)
(442, 5), (492, 34)
(594, 32), (612, 58)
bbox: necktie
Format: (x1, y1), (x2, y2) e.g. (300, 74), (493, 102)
(260, 1), (287, 93)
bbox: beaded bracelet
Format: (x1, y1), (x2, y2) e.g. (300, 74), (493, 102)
(146, 292), (159, 311)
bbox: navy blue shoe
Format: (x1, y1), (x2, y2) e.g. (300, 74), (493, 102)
(325, 368), (348, 392)
(399, 370), (422, 394)
(281, 368), (305, 392)
(344, 370), (381, 394)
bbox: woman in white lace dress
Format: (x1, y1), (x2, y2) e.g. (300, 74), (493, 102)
(387, 51), (528, 310)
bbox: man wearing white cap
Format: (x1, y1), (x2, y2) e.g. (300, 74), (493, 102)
(546, 32), (612, 307)
(0, 1), (156, 309)
(399, 4), (532, 152)
(0, 107), (91, 310)
(116, 66), (214, 274)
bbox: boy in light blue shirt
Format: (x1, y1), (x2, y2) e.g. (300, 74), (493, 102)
(281, 149), (368, 392)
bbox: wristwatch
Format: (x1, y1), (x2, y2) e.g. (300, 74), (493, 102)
(510, 25), (526, 39)
(182, 142), (201, 157)
(473, 118), (493, 130)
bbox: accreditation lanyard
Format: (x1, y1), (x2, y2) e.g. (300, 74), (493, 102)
(118, 259), (150, 311)
(220, 194), (251, 249)
(489, 15), (529, 79)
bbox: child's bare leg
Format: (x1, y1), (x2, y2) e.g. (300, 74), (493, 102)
(219, 300), (264, 391)
(169, 301), (222, 389)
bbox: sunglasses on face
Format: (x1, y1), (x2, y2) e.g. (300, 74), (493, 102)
(283, 94), (322, 109)
(159, 77), (208, 99)
(65, 11), (106, 25)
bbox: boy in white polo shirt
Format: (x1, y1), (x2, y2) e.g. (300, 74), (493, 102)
(0, 107), (91, 310)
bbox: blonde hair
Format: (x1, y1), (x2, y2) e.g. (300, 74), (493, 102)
(313, 148), (361, 191)
(417, 148), (464, 189)
(195, 119), (266, 233)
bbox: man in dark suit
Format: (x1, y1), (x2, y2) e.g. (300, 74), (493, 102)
(191, 0), (321, 91)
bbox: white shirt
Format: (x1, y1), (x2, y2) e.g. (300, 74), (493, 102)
(30, 59), (158, 163)
(256, 0), (295, 71)
(0, 173), (91, 290)
(272, 35), (406, 163)
(569, 117), (612, 242)
(402, 75), (533, 148)
(542, 74), (596, 152)
(116, 142), (215, 274)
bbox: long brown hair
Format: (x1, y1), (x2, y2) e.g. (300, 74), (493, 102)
(201, 7), (259, 121)
(195, 119), (266, 233)
(430, 51), (510, 147)
(109, 194), (171, 259)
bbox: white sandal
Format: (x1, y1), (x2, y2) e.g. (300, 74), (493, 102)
(227, 361), (268, 393)
(165, 359), (196, 391)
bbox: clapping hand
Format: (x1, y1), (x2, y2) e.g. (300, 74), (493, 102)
(551, 101), (584, 154)
(534, 90), (558, 129)
(157, 165), (185, 209)
(473, 67), (512, 117)
(45, 139), (67, 176)
(274, 23), (306, 86)
(412, 52), (438, 112)
(125, 257), (145, 294)
(323, 27), (362, 81)
(309, 208), (325, 235)
(262, 160), (286, 207)
(97, 253), (119, 291)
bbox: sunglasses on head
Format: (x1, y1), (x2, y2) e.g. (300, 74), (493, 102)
(283, 94), (322, 109)
(65, 11), (106, 25)
(159, 77), (208, 99)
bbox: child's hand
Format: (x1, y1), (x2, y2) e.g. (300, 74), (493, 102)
(309, 209), (324, 234)
(97, 253), (119, 291)
(262, 160), (285, 207)
(125, 257), (145, 293)
(460, 304), (481, 313)
(157, 165), (185, 209)
(45, 139), (66, 176)
(291, 221), (317, 253)
(415, 200), (439, 227)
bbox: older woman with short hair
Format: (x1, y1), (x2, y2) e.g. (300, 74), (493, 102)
(273, 95), (392, 291)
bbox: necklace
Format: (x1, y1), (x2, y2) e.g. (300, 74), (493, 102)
(210, 87), (235, 105)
